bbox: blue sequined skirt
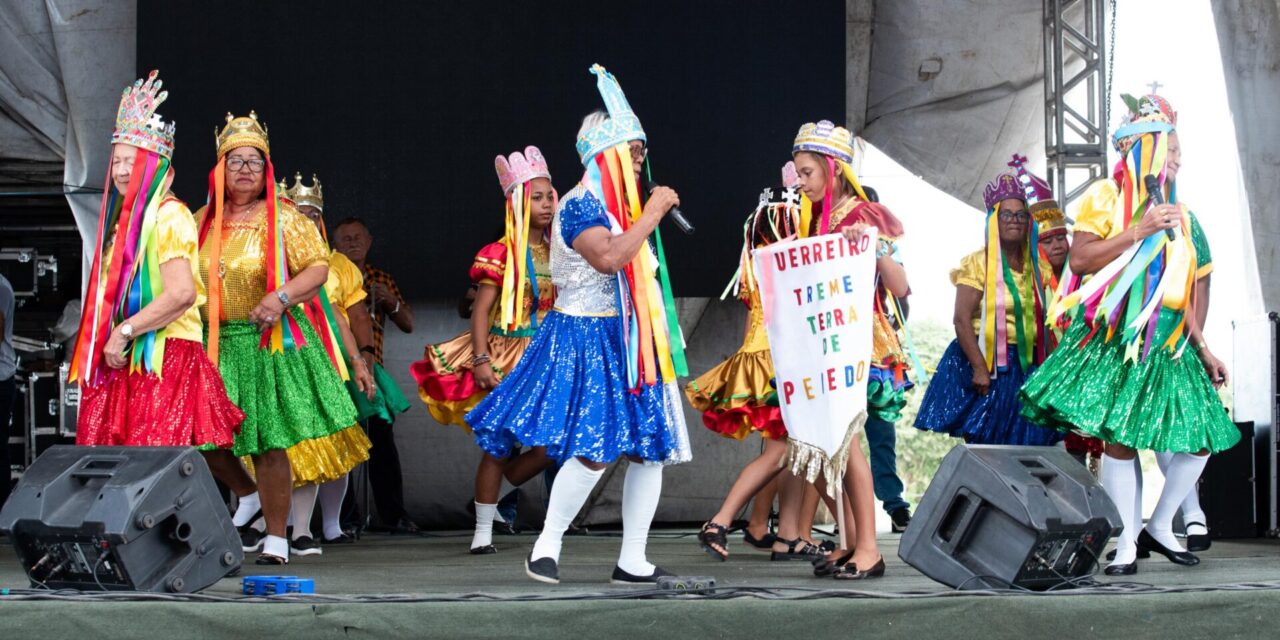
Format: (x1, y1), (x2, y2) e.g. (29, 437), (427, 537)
(914, 339), (1062, 446)
(466, 310), (687, 464)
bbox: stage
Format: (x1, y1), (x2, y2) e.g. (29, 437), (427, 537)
(2, 530), (1280, 639)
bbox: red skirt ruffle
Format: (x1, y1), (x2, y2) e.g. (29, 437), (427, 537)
(76, 338), (243, 447)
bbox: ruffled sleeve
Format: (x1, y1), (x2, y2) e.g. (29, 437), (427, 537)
(280, 203), (330, 276)
(156, 198), (198, 265)
(326, 250), (368, 310)
(469, 241), (508, 286)
(559, 191), (612, 247)
(950, 249), (986, 291)
(1072, 179), (1119, 239)
(1189, 210), (1213, 279)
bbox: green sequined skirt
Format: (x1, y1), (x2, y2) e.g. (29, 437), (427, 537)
(1019, 309), (1238, 453)
(210, 309), (358, 457)
(347, 362), (411, 423)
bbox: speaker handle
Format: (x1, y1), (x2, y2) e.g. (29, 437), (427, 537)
(937, 488), (982, 554)
(70, 456), (126, 481)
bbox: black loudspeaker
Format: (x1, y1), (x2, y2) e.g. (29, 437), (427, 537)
(0, 446), (242, 592)
(899, 445), (1122, 590)
(1200, 421), (1263, 538)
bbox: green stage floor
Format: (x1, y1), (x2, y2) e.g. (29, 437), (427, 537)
(3, 531), (1280, 639)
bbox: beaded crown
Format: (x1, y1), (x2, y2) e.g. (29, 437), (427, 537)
(111, 70), (176, 159)
(792, 120), (854, 164)
(575, 64), (646, 164)
(1113, 92), (1176, 153)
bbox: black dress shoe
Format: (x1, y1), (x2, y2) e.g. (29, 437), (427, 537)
(610, 565), (673, 585)
(833, 556), (886, 580)
(1104, 562), (1137, 576)
(525, 554), (560, 584)
(1137, 529), (1200, 566)
(1185, 522), (1212, 552)
(1105, 547), (1150, 561)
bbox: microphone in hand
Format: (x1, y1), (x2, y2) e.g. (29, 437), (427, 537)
(645, 181), (694, 235)
(1143, 174), (1176, 241)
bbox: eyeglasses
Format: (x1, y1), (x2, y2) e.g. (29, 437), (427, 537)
(628, 144), (647, 160)
(997, 210), (1030, 222)
(226, 157), (265, 173)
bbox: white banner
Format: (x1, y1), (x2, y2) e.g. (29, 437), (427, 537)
(752, 228), (879, 473)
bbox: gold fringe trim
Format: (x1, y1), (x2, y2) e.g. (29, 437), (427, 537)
(779, 410), (867, 498)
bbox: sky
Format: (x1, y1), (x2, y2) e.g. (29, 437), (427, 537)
(860, 0), (1255, 376)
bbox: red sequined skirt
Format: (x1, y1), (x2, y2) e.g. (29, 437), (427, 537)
(76, 338), (243, 447)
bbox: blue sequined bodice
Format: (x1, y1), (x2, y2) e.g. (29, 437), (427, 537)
(551, 186), (619, 316)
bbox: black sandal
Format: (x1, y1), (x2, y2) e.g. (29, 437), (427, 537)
(254, 552), (288, 566)
(742, 528), (777, 550)
(698, 522), (729, 561)
(470, 545), (497, 555)
(770, 538), (824, 561)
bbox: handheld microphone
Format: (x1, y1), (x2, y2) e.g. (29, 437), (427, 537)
(645, 180), (695, 235)
(1143, 175), (1176, 241)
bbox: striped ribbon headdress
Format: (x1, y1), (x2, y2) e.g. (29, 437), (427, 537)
(69, 71), (179, 386)
(575, 64), (687, 390)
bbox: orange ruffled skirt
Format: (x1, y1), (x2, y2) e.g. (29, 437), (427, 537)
(410, 331), (533, 428)
(684, 347), (786, 440)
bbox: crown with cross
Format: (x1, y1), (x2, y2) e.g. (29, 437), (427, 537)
(215, 111), (270, 158)
(112, 70), (176, 159)
(1112, 81), (1177, 153)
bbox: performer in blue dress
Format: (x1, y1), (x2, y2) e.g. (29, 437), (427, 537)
(467, 64), (691, 585)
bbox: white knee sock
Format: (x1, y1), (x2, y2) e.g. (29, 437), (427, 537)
(318, 475), (348, 540)
(232, 491), (261, 527)
(617, 462), (664, 576)
(1148, 453), (1209, 551)
(472, 502), (498, 550)
(290, 484), (319, 541)
(530, 458), (604, 563)
(1102, 454), (1139, 565)
(1156, 451), (1208, 535)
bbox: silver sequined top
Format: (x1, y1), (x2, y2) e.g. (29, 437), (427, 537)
(551, 185), (620, 317)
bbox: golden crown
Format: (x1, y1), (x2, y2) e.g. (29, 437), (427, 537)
(215, 111), (270, 158)
(284, 172), (323, 210)
(112, 70), (176, 159)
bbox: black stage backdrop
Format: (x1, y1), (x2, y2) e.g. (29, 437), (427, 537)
(138, 0), (844, 297)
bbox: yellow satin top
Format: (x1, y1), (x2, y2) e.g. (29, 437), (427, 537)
(325, 250), (367, 322)
(195, 200), (329, 322)
(96, 198), (204, 343)
(951, 248), (1051, 340)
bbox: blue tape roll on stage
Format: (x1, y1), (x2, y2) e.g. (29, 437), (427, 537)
(242, 575), (315, 596)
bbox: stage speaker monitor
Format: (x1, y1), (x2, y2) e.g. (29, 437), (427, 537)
(0, 445), (243, 592)
(899, 444), (1122, 590)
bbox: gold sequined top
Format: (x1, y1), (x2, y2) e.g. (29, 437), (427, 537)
(325, 250), (367, 322)
(95, 197), (204, 343)
(195, 200), (329, 322)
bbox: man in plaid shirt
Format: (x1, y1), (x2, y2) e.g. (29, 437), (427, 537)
(334, 217), (417, 532)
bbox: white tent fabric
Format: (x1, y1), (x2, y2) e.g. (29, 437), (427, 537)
(1212, 0), (1280, 312)
(857, 0), (1058, 208)
(0, 0), (135, 282)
